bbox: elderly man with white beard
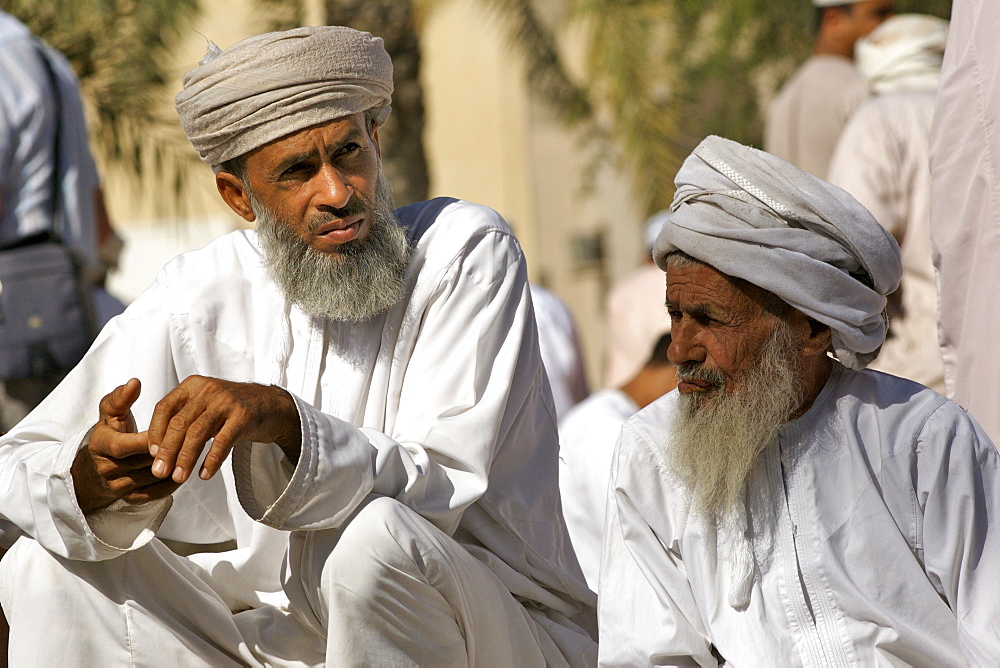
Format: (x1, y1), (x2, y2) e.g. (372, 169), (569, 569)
(0, 26), (598, 665)
(598, 135), (1000, 667)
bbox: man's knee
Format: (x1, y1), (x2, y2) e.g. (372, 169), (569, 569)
(316, 497), (432, 587)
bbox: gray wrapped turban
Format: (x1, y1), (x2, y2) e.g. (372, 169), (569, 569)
(175, 26), (393, 166)
(652, 136), (902, 370)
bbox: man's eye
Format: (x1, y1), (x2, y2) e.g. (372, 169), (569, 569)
(282, 163), (307, 176)
(340, 142), (362, 156)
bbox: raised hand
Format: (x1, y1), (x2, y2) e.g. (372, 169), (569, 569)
(72, 378), (180, 513)
(147, 376), (301, 485)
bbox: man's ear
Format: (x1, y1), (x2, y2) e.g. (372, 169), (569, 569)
(801, 316), (833, 357)
(370, 124), (382, 159)
(216, 171), (256, 222)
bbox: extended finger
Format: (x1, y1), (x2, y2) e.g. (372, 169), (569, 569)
(169, 408), (231, 483)
(197, 415), (250, 481)
(147, 385), (193, 454)
(98, 378), (141, 429)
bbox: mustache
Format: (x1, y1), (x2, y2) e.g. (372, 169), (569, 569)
(676, 362), (725, 389)
(303, 196), (371, 234)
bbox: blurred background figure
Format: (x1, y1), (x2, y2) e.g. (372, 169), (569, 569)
(603, 212), (670, 388)
(930, 0), (1000, 443)
(559, 332), (677, 591)
(765, 0), (895, 178)
(0, 9), (123, 433)
(828, 14), (948, 392)
(531, 283), (589, 419)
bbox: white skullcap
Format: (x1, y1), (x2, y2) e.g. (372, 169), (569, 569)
(652, 136), (902, 370)
(176, 26), (393, 166)
(856, 14), (948, 94)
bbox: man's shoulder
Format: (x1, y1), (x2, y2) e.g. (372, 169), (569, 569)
(162, 228), (260, 274)
(834, 367), (992, 451)
(396, 198), (524, 287)
(155, 229), (268, 304)
(395, 197), (513, 249)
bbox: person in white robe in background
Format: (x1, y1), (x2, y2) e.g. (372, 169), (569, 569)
(929, 0), (1000, 444)
(599, 136), (1000, 667)
(604, 212), (670, 388)
(0, 26), (597, 666)
(828, 13), (948, 392)
(531, 283), (590, 419)
(764, 0), (895, 179)
(559, 332), (676, 591)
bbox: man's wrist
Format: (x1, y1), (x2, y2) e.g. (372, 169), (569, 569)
(70, 446), (118, 514)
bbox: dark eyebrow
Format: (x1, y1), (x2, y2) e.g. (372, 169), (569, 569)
(271, 129), (369, 176)
(272, 151), (316, 176)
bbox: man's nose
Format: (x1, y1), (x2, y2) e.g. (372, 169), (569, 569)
(313, 164), (354, 211)
(667, 321), (705, 366)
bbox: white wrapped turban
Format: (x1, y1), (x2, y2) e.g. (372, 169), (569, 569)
(856, 14), (948, 94)
(175, 26), (393, 166)
(652, 136), (902, 370)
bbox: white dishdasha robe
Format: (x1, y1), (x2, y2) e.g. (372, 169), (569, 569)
(599, 363), (1000, 667)
(0, 198), (597, 665)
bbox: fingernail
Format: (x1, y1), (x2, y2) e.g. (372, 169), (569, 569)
(200, 467), (211, 480)
(149, 443), (159, 457)
(172, 466), (186, 483)
(152, 460), (167, 477)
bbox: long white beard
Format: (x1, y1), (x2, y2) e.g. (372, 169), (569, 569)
(668, 322), (803, 527)
(252, 173), (411, 322)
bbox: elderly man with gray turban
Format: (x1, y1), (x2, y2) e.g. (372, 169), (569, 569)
(598, 136), (1000, 666)
(0, 27), (597, 665)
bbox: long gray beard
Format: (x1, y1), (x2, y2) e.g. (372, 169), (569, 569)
(252, 173), (411, 322)
(669, 322), (803, 527)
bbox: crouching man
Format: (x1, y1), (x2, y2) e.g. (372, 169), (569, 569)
(0, 26), (596, 666)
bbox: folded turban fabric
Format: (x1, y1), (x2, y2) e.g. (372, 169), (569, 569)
(856, 14), (948, 95)
(652, 135), (902, 370)
(176, 26), (393, 166)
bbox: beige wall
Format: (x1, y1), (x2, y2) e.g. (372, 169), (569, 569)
(422, 0), (646, 384)
(103, 0), (648, 385)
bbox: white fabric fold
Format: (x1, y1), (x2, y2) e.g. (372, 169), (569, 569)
(856, 14), (948, 95)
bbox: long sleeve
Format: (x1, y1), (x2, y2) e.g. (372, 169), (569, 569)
(0, 276), (228, 560)
(598, 418), (716, 667)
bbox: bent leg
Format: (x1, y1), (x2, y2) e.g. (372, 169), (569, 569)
(0, 537), (259, 666)
(284, 496), (569, 667)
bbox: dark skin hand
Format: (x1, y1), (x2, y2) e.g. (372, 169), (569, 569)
(72, 377), (302, 514)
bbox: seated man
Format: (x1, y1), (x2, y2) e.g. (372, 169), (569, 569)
(599, 135), (1000, 666)
(0, 27), (597, 665)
